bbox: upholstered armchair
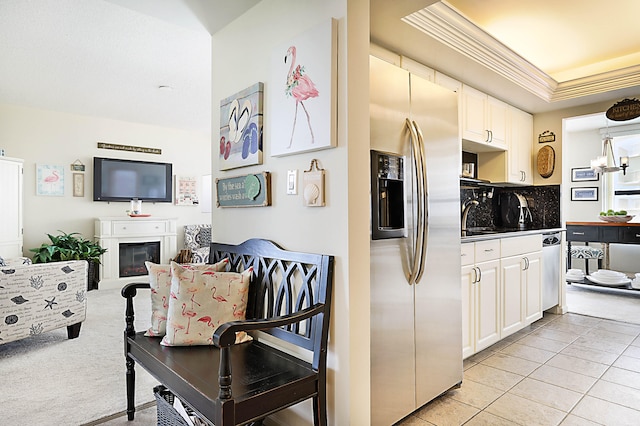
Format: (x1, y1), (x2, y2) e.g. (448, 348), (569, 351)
(0, 258), (88, 344)
(183, 224), (212, 263)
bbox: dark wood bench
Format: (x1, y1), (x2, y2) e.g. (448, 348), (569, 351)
(122, 238), (334, 425)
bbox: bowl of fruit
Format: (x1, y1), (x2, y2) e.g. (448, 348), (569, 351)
(599, 210), (635, 223)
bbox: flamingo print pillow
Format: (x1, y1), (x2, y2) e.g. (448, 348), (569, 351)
(144, 259), (229, 337)
(161, 262), (253, 347)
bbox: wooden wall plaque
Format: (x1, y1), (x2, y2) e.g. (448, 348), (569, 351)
(537, 145), (555, 178)
(216, 172), (271, 207)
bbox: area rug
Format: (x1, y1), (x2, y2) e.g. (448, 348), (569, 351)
(0, 286), (159, 425)
(566, 282), (640, 325)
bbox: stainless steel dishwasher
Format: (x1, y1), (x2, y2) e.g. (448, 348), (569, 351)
(542, 232), (562, 310)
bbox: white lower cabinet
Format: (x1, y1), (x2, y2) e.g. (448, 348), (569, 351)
(500, 255), (525, 337)
(463, 234), (543, 359)
(461, 240), (501, 359)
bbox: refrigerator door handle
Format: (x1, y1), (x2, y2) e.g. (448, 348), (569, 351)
(405, 118), (425, 285)
(412, 120), (428, 284)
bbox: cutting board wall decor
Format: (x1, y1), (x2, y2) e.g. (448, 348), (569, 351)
(537, 145), (555, 178)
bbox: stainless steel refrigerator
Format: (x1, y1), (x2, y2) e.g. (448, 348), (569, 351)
(370, 55), (462, 426)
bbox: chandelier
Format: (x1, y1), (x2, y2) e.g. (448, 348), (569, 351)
(590, 135), (629, 175)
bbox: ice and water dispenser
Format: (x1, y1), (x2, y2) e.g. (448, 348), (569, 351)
(371, 150), (405, 240)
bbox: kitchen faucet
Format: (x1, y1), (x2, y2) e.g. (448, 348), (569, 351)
(461, 199), (479, 232)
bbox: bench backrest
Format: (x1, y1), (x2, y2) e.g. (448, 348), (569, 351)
(208, 239), (334, 370)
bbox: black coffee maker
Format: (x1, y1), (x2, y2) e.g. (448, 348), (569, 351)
(500, 193), (532, 229)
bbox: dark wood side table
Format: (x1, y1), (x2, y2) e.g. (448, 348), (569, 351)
(566, 221), (640, 270)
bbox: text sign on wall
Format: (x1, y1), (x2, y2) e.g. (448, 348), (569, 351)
(538, 130), (556, 143)
(606, 98), (640, 121)
(216, 172), (271, 208)
(97, 142), (161, 155)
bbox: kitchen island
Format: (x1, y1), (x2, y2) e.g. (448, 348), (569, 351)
(566, 221), (640, 270)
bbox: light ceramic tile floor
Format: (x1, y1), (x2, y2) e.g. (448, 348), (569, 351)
(396, 312), (640, 426)
(95, 285), (640, 426)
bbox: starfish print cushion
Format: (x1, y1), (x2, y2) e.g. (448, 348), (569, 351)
(144, 259), (228, 337)
(161, 262), (253, 347)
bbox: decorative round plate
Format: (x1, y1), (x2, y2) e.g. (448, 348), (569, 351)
(537, 145), (555, 178)
(599, 215), (635, 223)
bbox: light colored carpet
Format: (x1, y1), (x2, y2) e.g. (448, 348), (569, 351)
(0, 286), (160, 425)
(566, 282), (640, 325)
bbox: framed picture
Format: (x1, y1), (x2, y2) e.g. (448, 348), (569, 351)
(571, 187), (598, 201)
(269, 18), (338, 157)
(219, 82), (264, 170)
(36, 164), (64, 196)
(175, 176), (198, 205)
(571, 167), (599, 182)
(72, 173), (84, 197)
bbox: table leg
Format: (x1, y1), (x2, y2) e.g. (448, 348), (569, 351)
(602, 242), (610, 270)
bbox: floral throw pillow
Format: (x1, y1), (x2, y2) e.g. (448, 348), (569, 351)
(161, 261), (253, 347)
(144, 259), (228, 337)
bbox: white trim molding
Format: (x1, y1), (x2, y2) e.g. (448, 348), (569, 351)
(403, 1), (640, 104)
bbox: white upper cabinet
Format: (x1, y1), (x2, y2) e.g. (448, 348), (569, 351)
(435, 72), (462, 93)
(400, 56), (435, 83)
(508, 106), (534, 184)
(461, 85), (507, 151)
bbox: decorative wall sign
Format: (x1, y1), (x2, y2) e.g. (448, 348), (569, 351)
(538, 130), (556, 143)
(269, 18), (338, 157)
(219, 82), (264, 170)
(571, 187), (598, 201)
(537, 145), (555, 178)
(70, 160), (85, 171)
(175, 176), (198, 206)
(606, 98), (640, 121)
(216, 172), (271, 208)
(97, 142), (161, 155)
(571, 167), (599, 182)
(72, 173), (84, 197)
(36, 164), (64, 196)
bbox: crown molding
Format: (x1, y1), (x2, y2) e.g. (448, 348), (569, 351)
(402, 1), (640, 104)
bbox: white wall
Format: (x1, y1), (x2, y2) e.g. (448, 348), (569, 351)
(0, 104), (211, 259)
(563, 128), (603, 222)
(211, 0), (371, 424)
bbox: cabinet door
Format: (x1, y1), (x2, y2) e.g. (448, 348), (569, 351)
(500, 255), (524, 337)
(487, 96), (508, 149)
(0, 158), (24, 257)
(475, 259), (501, 352)
(508, 107), (533, 184)
(461, 264), (476, 359)
(524, 252), (543, 324)
(461, 85), (487, 144)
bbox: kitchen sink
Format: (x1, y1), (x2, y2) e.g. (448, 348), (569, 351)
(461, 227), (507, 237)
(461, 226), (525, 237)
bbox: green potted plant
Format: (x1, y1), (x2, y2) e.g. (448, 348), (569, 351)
(30, 231), (107, 290)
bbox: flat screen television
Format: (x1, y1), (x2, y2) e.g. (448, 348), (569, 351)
(93, 157), (172, 202)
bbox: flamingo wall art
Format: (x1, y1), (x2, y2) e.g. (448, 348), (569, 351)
(36, 164), (64, 196)
(269, 18), (338, 157)
(219, 82), (264, 170)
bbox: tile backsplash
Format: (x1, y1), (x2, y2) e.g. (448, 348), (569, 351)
(460, 184), (560, 230)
